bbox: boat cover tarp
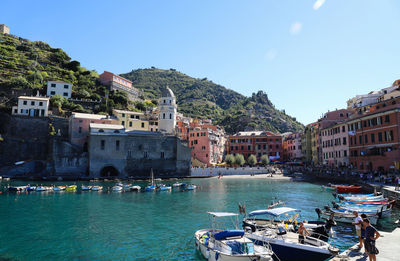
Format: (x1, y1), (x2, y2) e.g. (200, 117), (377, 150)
(214, 230), (244, 240)
(248, 207), (299, 217)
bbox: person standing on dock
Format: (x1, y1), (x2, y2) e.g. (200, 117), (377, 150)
(352, 211), (364, 249)
(363, 218), (380, 261)
(360, 213), (368, 256)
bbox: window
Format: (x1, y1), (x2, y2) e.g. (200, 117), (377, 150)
(116, 140), (120, 151)
(378, 132), (383, 142)
(359, 135), (362, 144)
(194, 140), (198, 145)
(51, 83), (56, 87)
(269, 145), (272, 149)
(50, 91), (55, 95)
(161, 152), (165, 159)
(342, 126), (345, 132)
(122, 113), (125, 117)
(371, 133), (375, 143)
(202, 146), (206, 150)
(121, 121), (125, 126)
(31, 101), (35, 106)
(63, 92), (68, 97)
(385, 115), (390, 123)
(169, 113), (172, 119)
(163, 113), (165, 119)
(344, 150), (347, 157)
(38, 102), (43, 106)
(141, 122), (145, 128)
(241, 146), (244, 150)
(14, 108), (17, 114)
(129, 122), (132, 127)
(343, 137), (347, 145)
(258, 145), (261, 150)
(136, 115), (140, 119)
(263, 145), (266, 150)
(248, 145), (251, 150)
(130, 115), (135, 119)
(100, 140), (105, 150)
(143, 152), (148, 158)
(206, 154), (208, 158)
(364, 134), (368, 144)
(23, 100), (27, 105)
(64, 85), (69, 89)
(276, 145), (279, 149)
(78, 127), (82, 133)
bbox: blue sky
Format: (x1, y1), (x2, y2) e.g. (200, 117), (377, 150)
(2, 0), (400, 124)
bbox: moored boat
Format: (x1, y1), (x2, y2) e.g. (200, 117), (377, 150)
(195, 212), (274, 261)
(112, 185), (123, 192)
(91, 185), (103, 191)
(66, 185), (77, 192)
(81, 185), (92, 191)
(186, 184), (197, 190)
(335, 186), (361, 194)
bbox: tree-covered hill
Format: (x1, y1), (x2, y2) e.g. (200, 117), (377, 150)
(121, 68), (304, 134)
(0, 33), (303, 134)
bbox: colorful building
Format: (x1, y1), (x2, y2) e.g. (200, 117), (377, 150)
(99, 71), (139, 100)
(69, 112), (119, 149)
(347, 97), (400, 172)
(112, 109), (149, 131)
(283, 132), (303, 161)
(321, 122), (349, 167)
(227, 131), (283, 161)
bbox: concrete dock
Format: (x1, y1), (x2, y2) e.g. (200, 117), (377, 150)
(331, 227), (400, 261)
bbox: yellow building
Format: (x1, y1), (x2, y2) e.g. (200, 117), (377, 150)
(112, 109), (149, 131)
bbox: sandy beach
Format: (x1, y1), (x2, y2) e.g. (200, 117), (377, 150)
(209, 174), (291, 180)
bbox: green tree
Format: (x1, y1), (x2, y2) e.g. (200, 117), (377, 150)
(224, 154), (235, 167)
(235, 154), (245, 166)
(247, 154), (257, 166)
(7, 76), (31, 89)
(261, 154), (270, 166)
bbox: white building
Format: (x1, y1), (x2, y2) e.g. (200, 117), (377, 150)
(12, 96), (50, 117)
(0, 24), (9, 34)
(158, 87), (177, 135)
(47, 81), (72, 99)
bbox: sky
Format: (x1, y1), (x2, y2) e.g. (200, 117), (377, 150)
(2, 0), (400, 125)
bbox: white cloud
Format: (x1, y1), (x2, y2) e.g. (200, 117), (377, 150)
(290, 22), (302, 35)
(265, 49), (277, 61)
(313, 0), (326, 10)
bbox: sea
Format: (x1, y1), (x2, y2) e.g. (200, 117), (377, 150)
(0, 177), (398, 260)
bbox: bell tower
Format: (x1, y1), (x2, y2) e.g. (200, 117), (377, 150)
(158, 87), (177, 135)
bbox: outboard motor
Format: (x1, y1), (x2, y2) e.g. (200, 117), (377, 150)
(331, 201), (340, 209)
(324, 205), (331, 211)
(315, 208), (322, 219)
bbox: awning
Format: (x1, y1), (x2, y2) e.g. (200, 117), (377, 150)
(248, 207), (300, 217)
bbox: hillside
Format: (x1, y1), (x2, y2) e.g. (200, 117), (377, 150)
(121, 68), (304, 134)
(0, 33), (303, 134)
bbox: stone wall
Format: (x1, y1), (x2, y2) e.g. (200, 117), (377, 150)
(89, 133), (191, 179)
(191, 166), (273, 177)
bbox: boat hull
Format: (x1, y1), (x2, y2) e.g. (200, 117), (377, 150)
(248, 235), (333, 261)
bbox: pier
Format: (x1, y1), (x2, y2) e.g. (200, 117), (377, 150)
(331, 227), (400, 261)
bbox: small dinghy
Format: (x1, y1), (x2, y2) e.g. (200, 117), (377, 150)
(173, 182), (184, 187)
(81, 185), (92, 191)
(130, 185), (141, 191)
(158, 185), (172, 191)
(66, 185), (77, 192)
(112, 185), (123, 192)
(186, 184), (197, 190)
(195, 212), (273, 261)
(91, 185), (103, 191)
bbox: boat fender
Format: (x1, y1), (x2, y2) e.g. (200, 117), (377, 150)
(205, 248), (209, 259)
(215, 252), (219, 260)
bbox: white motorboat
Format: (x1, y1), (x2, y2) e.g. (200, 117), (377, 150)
(186, 184), (197, 190)
(315, 207), (379, 225)
(245, 208), (339, 261)
(173, 182), (184, 187)
(81, 185), (92, 191)
(159, 185), (172, 191)
(112, 185), (123, 192)
(130, 185), (141, 191)
(195, 212), (273, 261)
(91, 185), (103, 191)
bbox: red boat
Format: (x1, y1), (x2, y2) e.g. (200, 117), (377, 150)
(336, 186), (362, 193)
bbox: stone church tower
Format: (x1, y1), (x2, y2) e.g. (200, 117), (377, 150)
(158, 87), (177, 135)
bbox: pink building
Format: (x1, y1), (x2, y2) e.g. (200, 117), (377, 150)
(283, 132), (303, 161)
(321, 122), (350, 167)
(99, 71), (139, 100)
(69, 112), (119, 150)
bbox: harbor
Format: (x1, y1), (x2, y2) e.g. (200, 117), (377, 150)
(1, 175), (399, 260)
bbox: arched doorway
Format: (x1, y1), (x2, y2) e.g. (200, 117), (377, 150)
(100, 165), (119, 177)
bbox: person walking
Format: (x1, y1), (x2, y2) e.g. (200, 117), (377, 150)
(364, 218), (380, 261)
(352, 211), (363, 249)
(360, 213), (368, 256)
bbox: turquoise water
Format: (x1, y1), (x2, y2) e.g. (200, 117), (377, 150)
(0, 178), (398, 261)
